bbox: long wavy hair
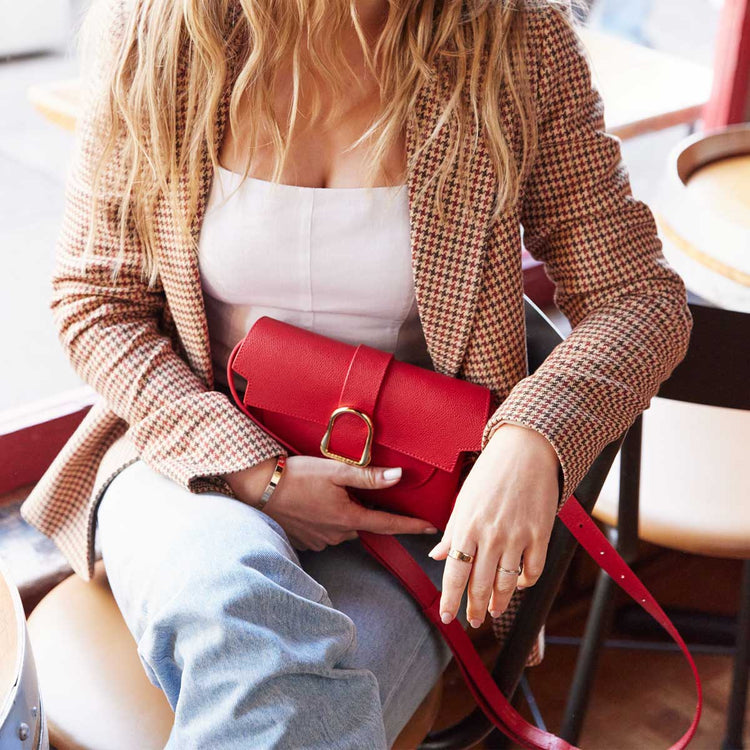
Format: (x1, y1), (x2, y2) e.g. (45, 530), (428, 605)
(78, 0), (575, 285)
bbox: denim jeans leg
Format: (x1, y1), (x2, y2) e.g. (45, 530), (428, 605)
(96, 460), (389, 749)
(297, 530), (468, 747)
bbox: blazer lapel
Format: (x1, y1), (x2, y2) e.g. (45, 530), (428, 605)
(154, 74), (237, 388)
(157, 47), (497, 387)
(405, 70), (497, 377)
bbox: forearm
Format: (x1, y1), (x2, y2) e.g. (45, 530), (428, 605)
(52, 260), (288, 491)
(481, 277), (691, 506)
(485, 5), (693, 507)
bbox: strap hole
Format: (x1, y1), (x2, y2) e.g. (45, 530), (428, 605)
(599, 550), (604, 555)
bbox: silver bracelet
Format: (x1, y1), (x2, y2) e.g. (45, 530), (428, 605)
(255, 454), (286, 511)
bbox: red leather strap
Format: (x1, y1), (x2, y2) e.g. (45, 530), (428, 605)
(226, 342), (702, 748)
(358, 496), (702, 750)
(328, 345), (393, 463)
(338, 344), (393, 416)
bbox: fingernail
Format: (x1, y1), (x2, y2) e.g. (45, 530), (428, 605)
(427, 544), (440, 558)
(470, 618), (482, 629)
(383, 467), (402, 481)
(490, 609), (501, 618)
(440, 611), (453, 624)
(423, 526), (439, 534)
(517, 585), (525, 590)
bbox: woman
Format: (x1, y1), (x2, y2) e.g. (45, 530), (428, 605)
(21, 0), (692, 746)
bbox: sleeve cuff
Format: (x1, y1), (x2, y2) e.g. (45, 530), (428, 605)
(127, 390), (289, 494)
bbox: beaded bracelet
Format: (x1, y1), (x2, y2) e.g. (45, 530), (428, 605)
(255, 454), (287, 511)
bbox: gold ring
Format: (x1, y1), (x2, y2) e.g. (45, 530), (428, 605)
(447, 547), (475, 564)
(497, 562), (523, 576)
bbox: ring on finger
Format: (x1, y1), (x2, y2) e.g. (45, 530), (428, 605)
(448, 547), (475, 564)
(497, 561), (523, 576)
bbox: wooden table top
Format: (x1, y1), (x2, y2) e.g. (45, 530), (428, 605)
(28, 27), (714, 141)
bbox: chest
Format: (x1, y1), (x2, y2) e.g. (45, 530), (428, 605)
(199, 166), (413, 315)
(217, 57), (407, 190)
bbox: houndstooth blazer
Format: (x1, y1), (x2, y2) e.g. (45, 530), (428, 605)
(20, 0), (692, 669)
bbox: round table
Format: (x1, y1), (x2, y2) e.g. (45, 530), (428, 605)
(656, 123), (750, 312)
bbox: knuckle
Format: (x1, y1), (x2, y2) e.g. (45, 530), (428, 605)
(339, 464), (357, 484)
(469, 582), (493, 599)
(494, 579), (516, 594)
(445, 569), (468, 587)
(340, 509), (359, 529)
(524, 564), (544, 579)
(528, 526), (546, 543)
(381, 518), (398, 535)
(363, 466), (379, 487)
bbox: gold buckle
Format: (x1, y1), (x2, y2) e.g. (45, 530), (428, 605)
(320, 406), (374, 466)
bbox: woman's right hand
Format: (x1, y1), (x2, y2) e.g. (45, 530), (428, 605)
(225, 455), (439, 551)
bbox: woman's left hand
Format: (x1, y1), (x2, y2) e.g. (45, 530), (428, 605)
(427, 423), (561, 628)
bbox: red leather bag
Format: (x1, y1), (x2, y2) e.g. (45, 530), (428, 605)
(228, 315), (702, 750)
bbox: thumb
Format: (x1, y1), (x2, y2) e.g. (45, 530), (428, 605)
(334, 463), (403, 490)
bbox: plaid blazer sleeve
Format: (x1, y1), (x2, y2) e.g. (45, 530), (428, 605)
(480, 4), (693, 510)
(51, 0), (287, 495)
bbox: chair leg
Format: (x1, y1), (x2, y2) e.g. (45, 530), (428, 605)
(560, 416), (642, 743)
(559, 561), (619, 743)
(722, 558), (750, 750)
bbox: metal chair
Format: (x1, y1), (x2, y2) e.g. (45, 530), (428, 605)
(418, 297), (627, 748)
(558, 299), (750, 749)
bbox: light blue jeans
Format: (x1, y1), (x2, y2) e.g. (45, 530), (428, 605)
(95, 460), (469, 749)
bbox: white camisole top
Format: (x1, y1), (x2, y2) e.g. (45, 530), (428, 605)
(198, 165), (434, 388)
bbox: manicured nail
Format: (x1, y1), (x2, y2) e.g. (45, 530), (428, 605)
(517, 585), (525, 590)
(427, 544), (440, 558)
(470, 618), (482, 629)
(440, 611), (453, 624)
(383, 467), (402, 481)
(490, 609), (501, 618)
(423, 526), (439, 534)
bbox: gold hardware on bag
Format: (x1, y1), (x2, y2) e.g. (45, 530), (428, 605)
(320, 406), (374, 466)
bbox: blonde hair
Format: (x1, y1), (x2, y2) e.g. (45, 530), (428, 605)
(78, 0), (575, 285)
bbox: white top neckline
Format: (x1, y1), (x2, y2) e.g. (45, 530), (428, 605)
(200, 162), (433, 387)
(216, 164), (407, 194)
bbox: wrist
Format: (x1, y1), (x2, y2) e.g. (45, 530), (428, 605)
(225, 456), (279, 507)
(488, 421), (559, 468)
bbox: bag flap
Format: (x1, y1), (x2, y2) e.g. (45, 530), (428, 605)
(230, 316), (493, 472)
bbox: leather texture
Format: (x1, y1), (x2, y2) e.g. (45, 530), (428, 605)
(228, 316), (703, 750)
(20, 0), (692, 675)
